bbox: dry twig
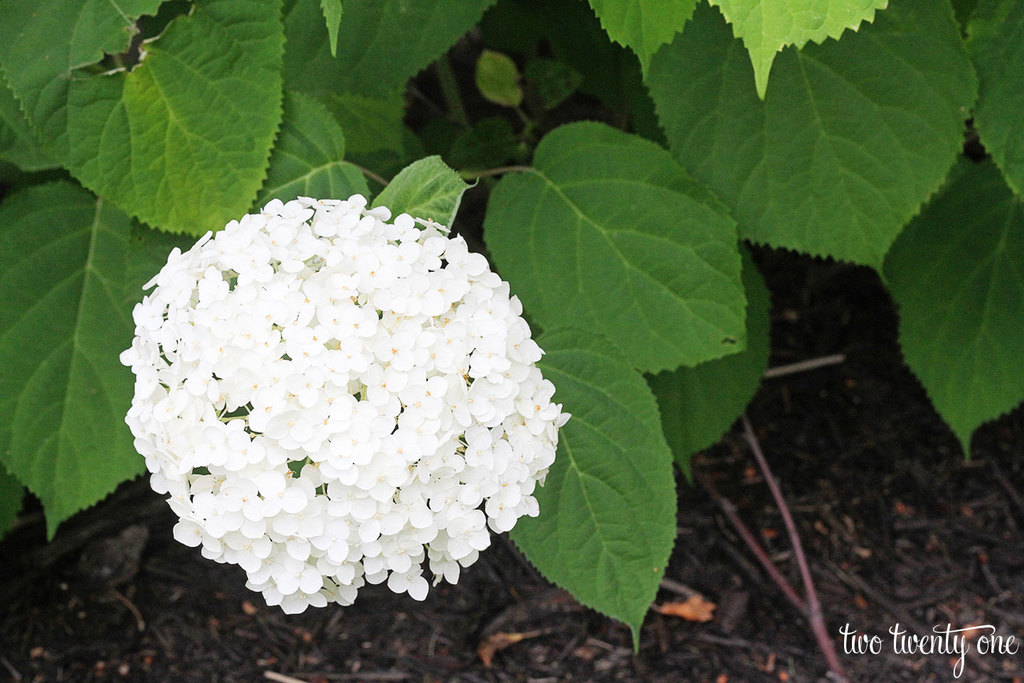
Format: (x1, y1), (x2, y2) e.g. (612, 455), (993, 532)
(763, 353), (846, 379)
(694, 469), (807, 613)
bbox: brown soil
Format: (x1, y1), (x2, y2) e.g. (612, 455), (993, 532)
(3, 251), (1023, 683)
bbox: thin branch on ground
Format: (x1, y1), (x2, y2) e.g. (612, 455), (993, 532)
(659, 577), (701, 598)
(824, 560), (929, 636)
(0, 655), (21, 682)
(763, 353), (846, 379)
(107, 587), (145, 632)
(265, 673), (306, 683)
(990, 462), (1024, 524)
(693, 468), (807, 613)
(266, 672), (411, 682)
(741, 415), (848, 682)
(696, 632), (808, 658)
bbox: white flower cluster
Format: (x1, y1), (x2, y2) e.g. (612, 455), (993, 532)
(120, 195), (568, 614)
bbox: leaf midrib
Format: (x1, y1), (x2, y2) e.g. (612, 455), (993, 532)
(60, 200), (104, 461)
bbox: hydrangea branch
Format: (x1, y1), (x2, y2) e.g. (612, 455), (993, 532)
(740, 415), (847, 681)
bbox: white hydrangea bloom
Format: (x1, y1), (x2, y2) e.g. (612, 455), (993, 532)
(121, 195), (568, 614)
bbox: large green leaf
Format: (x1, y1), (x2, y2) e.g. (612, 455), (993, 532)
(969, 0), (1024, 196)
(372, 157), (470, 227)
(320, 92), (423, 182)
(257, 91), (369, 207)
(707, 0), (889, 98)
(513, 327), (676, 646)
(0, 0), (166, 153)
(485, 121), (745, 373)
(0, 78), (59, 172)
(884, 159), (1024, 455)
(66, 0), (285, 234)
(0, 181), (142, 537)
(587, 0), (697, 75)
(283, 0), (495, 98)
(648, 247), (770, 477)
(647, 0), (977, 268)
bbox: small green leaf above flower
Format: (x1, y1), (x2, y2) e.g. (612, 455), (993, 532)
(475, 50), (524, 107)
(372, 156), (470, 228)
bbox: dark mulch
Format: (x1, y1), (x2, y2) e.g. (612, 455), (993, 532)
(3, 250), (1023, 683)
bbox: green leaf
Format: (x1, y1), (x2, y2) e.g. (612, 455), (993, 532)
(647, 0), (977, 268)
(283, 0), (495, 98)
(0, 0), (166, 153)
(258, 91), (369, 207)
(0, 77), (59, 172)
(475, 50), (524, 108)
(0, 462), (25, 540)
(587, 0), (697, 75)
(320, 92), (423, 181)
(419, 118), (462, 165)
(707, 0), (889, 98)
(648, 247), (770, 477)
(480, 0), (662, 141)
(0, 181), (142, 537)
(66, 0), (285, 235)
(371, 156), (470, 227)
(969, 0), (1024, 196)
(883, 158), (1024, 455)
(447, 117), (518, 171)
(513, 327), (676, 647)
(523, 58), (583, 110)
(485, 121), (745, 373)
(321, 0), (343, 57)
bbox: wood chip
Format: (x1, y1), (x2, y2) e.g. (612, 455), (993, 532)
(477, 630), (542, 667)
(652, 594), (716, 622)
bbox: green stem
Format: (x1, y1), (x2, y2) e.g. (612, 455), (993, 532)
(435, 54), (471, 128)
(460, 165), (533, 180)
(351, 163), (390, 188)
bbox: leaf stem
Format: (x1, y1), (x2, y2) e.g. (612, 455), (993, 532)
(351, 164), (390, 188)
(460, 165), (532, 180)
(511, 104), (536, 141)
